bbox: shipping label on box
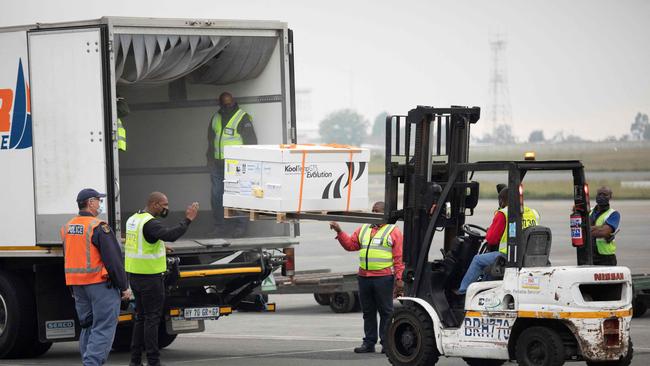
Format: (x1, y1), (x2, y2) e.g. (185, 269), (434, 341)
(224, 159), (262, 198)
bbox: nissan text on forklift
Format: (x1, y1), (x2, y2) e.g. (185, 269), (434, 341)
(0, 17), (297, 358)
(375, 106), (633, 366)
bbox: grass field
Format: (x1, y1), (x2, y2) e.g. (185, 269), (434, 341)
(469, 141), (650, 172)
(477, 180), (650, 199)
(367, 141), (650, 198)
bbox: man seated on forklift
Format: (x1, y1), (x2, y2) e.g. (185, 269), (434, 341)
(456, 186), (540, 295)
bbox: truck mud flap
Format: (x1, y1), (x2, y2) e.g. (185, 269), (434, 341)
(35, 264), (80, 342)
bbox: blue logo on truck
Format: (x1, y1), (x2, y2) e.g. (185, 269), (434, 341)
(0, 59), (32, 150)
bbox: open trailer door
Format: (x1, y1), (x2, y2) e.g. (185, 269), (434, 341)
(28, 26), (114, 244)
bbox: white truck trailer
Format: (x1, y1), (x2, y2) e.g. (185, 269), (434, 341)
(0, 17), (297, 357)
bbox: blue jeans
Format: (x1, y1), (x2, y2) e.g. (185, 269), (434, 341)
(358, 275), (394, 346)
(210, 160), (246, 231)
(72, 282), (121, 366)
(459, 251), (505, 294)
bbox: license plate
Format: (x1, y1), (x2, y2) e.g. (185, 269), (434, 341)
(183, 307), (219, 319)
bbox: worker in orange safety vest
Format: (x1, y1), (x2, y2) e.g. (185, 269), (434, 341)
(61, 188), (131, 366)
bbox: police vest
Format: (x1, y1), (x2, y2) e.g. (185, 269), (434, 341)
(590, 208), (617, 255)
(212, 108), (248, 160)
(125, 212), (166, 274)
(498, 206), (540, 254)
(61, 216), (109, 285)
(117, 118), (126, 151)
(358, 224), (396, 271)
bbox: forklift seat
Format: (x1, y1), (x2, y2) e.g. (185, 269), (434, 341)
(484, 254), (506, 280)
(481, 225), (553, 280)
(520, 226), (552, 267)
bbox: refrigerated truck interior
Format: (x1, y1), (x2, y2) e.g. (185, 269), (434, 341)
(0, 17), (295, 358)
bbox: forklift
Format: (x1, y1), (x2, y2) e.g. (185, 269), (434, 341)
(381, 106), (633, 366)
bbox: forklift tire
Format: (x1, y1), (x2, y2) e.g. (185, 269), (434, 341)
(385, 305), (439, 366)
(633, 298), (647, 318)
(515, 326), (565, 366)
(0, 270), (41, 359)
(463, 358), (504, 366)
(585, 339), (633, 366)
(329, 292), (357, 313)
(313, 293), (331, 306)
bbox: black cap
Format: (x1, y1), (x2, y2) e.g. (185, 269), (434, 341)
(76, 188), (106, 203)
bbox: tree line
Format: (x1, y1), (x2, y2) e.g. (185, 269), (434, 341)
(318, 109), (650, 145)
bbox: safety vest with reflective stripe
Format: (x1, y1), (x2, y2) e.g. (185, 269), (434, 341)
(498, 206), (540, 254)
(212, 108), (247, 159)
(117, 118), (126, 151)
(358, 224), (396, 271)
(590, 208), (617, 255)
(60, 216), (109, 286)
(124, 212), (166, 274)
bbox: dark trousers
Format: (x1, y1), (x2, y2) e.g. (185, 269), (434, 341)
(210, 160), (226, 224)
(210, 160), (246, 231)
(578, 246), (617, 266)
(130, 273), (165, 366)
(358, 275), (394, 346)
(594, 254), (617, 266)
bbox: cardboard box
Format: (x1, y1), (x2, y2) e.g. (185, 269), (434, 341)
(222, 144), (369, 212)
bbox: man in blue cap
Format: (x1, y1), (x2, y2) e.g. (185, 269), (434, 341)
(61, 188), (131, 366)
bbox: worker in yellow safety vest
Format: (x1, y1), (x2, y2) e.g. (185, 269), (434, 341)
(125, 192), (199, 366)
(207, 92), (257, 237)
(116, 95), (129, 151)
(329, 201), (404, 354)
(589, 186), (620, 266)
(457, 186), (540, 294)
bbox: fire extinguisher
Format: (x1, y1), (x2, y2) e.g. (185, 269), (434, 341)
(570, 210), (584, 247)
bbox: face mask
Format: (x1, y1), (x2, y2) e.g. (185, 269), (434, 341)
(596, 196), (610, 206)
(221, 105), (235, 114)
(160, 208), (169, 218)
(98, 200), (105, 215)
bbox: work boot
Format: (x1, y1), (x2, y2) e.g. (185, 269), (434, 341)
(353, 343), (375, 353)
(381, 346), (386, 354)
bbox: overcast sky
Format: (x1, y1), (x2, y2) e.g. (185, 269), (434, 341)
(2, 0), (649, 140)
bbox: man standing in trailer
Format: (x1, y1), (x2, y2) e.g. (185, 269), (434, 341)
(207, 92), (257, 237)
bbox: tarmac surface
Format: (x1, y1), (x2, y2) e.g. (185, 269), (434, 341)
(3, 200), (649, 366)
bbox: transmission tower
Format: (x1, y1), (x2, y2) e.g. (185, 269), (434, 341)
(488, 34), (512, 132)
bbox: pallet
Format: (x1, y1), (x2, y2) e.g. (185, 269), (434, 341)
(264, 270), (359, 295)
(224, 207), (294, 223)
(223, 206), (383, 224)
